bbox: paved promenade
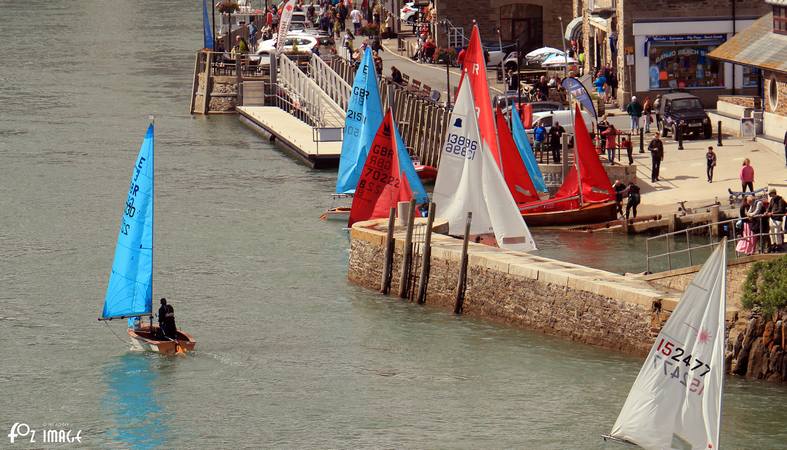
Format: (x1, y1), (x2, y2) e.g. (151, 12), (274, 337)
(365, 38), (787, 216)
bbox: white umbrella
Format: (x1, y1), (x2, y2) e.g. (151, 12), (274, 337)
(525, 47), (564, 61)
(541, 54), (577, 67)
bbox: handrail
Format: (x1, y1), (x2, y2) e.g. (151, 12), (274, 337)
(645, 212), (787, 272)
(308, 54), (351, 112)
(277, 54), (345, 128)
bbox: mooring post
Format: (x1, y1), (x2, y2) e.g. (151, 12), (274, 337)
(416, 203), (436, 305)
(639, 127), (645, 153)
(380, 207), (396, 294)
(453, 212), (472, 314)
(717, 121), (723, 147)
(710, 204), (720, 238)
(235, 53), (243, 106)
(398, 199), (417, 299)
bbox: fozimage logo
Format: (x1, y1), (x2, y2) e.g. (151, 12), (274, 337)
(8, 422), (82, 445)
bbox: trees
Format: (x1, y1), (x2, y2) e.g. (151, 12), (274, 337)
(741, 256), (787, 315)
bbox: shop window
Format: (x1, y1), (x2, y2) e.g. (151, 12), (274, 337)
(768, 75), (779, 111)
(647, 40), (724, 90)
(774, 6), (787, 35)
(742, 66), (760, 88)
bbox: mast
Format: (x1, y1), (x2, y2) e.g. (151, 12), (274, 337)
(149, 115), (155, 330)
(558, 16), (582, 207)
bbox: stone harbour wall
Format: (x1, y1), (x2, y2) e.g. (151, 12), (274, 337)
(349, 219), (677, 356)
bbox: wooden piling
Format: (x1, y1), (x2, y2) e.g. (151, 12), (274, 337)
(416, 203), (436, 304)
(710, 205), (720, 238)
(398, 199), (417, 299)
(453, 212), (472, 314)
(381, 207), (396, 294)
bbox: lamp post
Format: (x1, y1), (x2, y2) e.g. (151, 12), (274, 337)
(442, 19), (451, 108)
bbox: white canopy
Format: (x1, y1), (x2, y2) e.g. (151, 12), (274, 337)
(525, 47), (564, 62)
(541, 54), (577, 67)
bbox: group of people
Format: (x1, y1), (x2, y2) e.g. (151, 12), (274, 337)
(736, 188), (787, 255)
(613, 179), (642, 220)
(593, 66), (619, 106)
(532, 120), (565, 164)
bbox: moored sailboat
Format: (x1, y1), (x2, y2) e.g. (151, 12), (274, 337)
(99, 119), (196, 355)
(518, 104), (616, 226)
(604, 239), (728, 449)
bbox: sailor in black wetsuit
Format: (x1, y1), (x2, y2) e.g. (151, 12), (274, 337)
(158, 298), (177, 339)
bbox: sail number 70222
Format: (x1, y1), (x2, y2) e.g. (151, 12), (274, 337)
(443, 133), (478, 160)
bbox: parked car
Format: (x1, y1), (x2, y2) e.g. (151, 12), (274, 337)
(250, 34), (319, 64)
(400, 2), (419, 22)
(492, 94), (564, 114)
(483, 41), (516, 67)
(657, 92), (712, 139)
(527, 110), (595, 147)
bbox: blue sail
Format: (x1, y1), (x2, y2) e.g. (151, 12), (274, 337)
(202, 0), (214, 50)
(394, 121), (429, 204)
(336, 47), (383, 194)
(511, 107), (547, 193)
(102, 124), (154, 320)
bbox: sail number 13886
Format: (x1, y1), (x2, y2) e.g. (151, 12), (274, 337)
(444, 133), (478, 160)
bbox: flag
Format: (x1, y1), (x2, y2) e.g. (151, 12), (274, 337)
(276, 0), (297, 53)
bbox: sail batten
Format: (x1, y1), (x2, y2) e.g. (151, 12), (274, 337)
(101, 124), (154, 320)
(609, 240), (727, 450)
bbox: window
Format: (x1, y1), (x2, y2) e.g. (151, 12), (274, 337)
(774, 6), (787, 35)
(768, 75), (779, 111)
(647, 40), (725, 89)
(742, 66), (760, 88)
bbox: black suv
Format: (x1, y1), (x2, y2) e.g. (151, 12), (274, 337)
(658, 92), (712, 140)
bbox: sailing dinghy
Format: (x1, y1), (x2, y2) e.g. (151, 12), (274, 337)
(432, 75), (536, 253)
(99, 120), (196, 355)
(518, 104), (617, 226)
(604, 239), (727, 449)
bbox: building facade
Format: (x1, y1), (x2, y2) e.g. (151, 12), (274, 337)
(570, 0), (770, 105)
(436, 0), (573, 54)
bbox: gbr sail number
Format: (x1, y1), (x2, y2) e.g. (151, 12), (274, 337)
(443, 133), (478, 160)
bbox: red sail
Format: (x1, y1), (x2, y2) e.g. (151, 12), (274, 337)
(523, 104), (614, 211)
(348, 109), (414, 227)
(495, 106), (539, 204)
(457, 25), (501, 168)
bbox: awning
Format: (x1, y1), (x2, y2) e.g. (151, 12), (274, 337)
(709, 13), (787, 74)
(564, 16), (583, 41)
(589, 15), (608, 33)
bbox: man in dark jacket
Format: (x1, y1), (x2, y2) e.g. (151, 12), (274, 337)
(766, 188), (786, 251)
(548, 121), (565, 163)
(648, 133), (664, 182)
(626, 96), (643, 131)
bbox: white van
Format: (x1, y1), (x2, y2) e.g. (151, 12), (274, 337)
(527, 110), (596, 147)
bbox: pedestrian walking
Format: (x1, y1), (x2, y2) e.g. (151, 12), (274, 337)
(642, 97), (652, 133)
(706, 146), (717, 183)
(548, 121), (565, 163)
(597, 115), (609, 158)
(626, 96), (643, 131)
(625, 182), (641, 220)
(621, 136), (633, 165)
(648, 133), (664, 182)
(533, 122), (547, 160)
(601, 123), (619, 164)
(653, 94), (662, 132)
(740, 158), (754, 192)
(350, 7), (363, 34)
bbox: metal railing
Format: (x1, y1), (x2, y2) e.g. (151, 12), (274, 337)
(277, 54), (345, 128)
(645, 213), (787, 273)
(308, 54), (351, 113)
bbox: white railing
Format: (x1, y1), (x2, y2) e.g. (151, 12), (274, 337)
(308, 54), (351, 112)
(277, 54), (345, 128)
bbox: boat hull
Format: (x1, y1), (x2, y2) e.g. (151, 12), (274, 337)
(521, 201), (617, 227)
(127, 326), (196, 355)
(320, 206), (351, 221)
(414, 165), (437, 184)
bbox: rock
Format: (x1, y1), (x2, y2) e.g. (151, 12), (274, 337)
(747, 337), (766, 379)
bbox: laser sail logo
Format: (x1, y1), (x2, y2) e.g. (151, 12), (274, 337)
(8, 422), (82, 445)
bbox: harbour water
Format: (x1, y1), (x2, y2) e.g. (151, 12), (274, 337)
(1, 1), (786, 448)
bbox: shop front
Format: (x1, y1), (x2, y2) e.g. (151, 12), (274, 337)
(632, 19), (757, 103)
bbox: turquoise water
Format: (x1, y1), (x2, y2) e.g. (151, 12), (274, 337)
(1, 1), (785, 448)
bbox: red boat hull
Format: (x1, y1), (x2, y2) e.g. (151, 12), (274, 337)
(521, 201), (617, 227)
(415, 165), (438, 183)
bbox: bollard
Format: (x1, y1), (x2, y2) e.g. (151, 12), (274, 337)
(677, 124), (684, 150)
(710, 205), (720, 237)
(416, 203), (436, 304)
(717, 121), (723, 147)
(453, 212), (472, 314)
(639, 128), (645, 153)
(380, 207), (396, 294)
(398, 199), (417, 299)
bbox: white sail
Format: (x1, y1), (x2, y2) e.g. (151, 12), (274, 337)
(432, 80), (536, 252)
(609, 240), (727, 450)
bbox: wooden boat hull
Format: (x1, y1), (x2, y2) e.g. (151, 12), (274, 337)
(320, 206), (351, 221)
(414, 164), (438, 184)
(127, 326), (196, 355)
(521, 201), (617, 227)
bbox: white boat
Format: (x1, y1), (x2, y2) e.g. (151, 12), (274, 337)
(432, 73), (536, 253)
(604, 239), (728, 449)
(99, 118), (196, 355)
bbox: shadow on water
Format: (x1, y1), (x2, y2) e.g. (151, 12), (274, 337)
(102, 353), (173, 450)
